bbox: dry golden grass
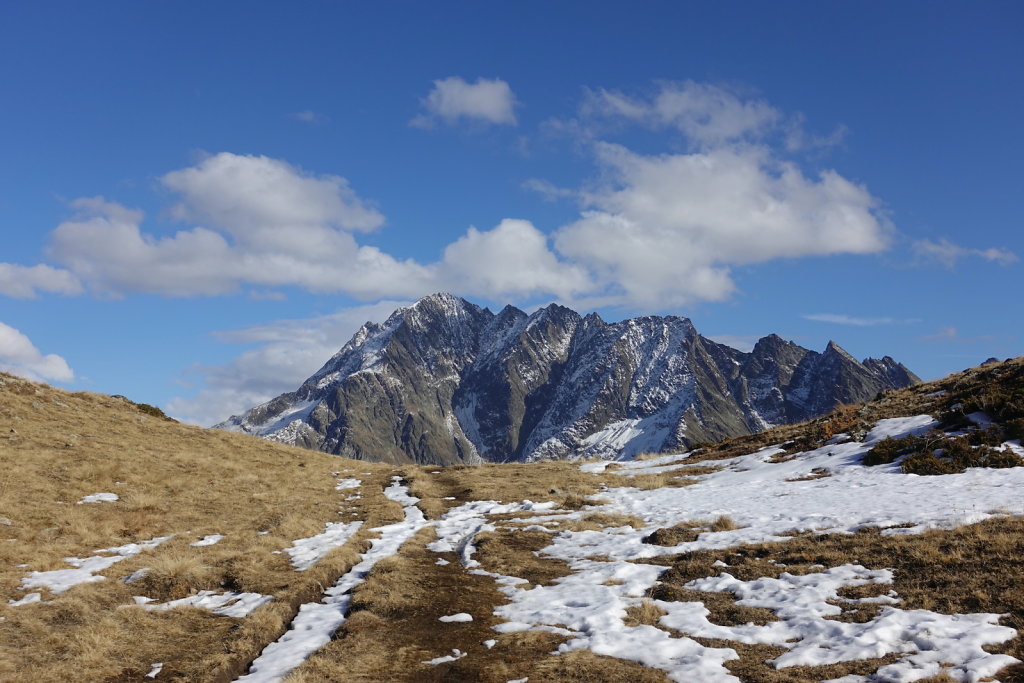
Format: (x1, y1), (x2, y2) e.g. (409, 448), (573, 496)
(3, 360), (1024, 682)
(473, 528), (573, 587)
(623, 599), (668, 627)
(0, 372), (396, 681)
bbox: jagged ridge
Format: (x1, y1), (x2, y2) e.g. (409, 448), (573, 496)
(215, 294), (920, 465)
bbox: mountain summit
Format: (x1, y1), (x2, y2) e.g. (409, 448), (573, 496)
(216, 294), (920, 465)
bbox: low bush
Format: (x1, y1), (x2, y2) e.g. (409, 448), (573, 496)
(863, 436), (922, 466)
(900, 436), (1023, 475)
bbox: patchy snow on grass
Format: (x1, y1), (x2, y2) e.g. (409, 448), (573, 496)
(681, 567), (1017, 680)
(77, 492), (119, 504)
(428, 414), (1023, 682)
(335, 478), (361, 490)
(422, 649), (467, 665)
(121, 568), (150, 583)
(237, 478), (430, 682)
(284, 521), (363, 571)
(133, 590), (272, 618)
(16, 535), (173, 597)
(190, 534), (224, 547)
(8, 592), (43, 606)
(438, 612), (473, 622)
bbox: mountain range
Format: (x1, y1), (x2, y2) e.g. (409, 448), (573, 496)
(216, 293), (919, 465)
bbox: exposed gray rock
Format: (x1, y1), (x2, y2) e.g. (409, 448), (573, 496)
(216, 294), (920, 465)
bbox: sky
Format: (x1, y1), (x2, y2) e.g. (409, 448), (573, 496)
(1, 1), (1021, 426)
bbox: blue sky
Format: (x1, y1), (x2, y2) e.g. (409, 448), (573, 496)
(1, 1), (1021, 425)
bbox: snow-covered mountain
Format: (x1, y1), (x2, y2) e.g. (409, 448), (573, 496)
(215, 293), (920, 465)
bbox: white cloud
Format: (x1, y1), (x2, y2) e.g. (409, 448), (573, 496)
(166, 301), (406, 425)
(5, 82), (892, 312)
(804, 313), (896, 326)
(0, 322), (74, 383)
(912, 238), (1018, 268)
(411, 76), (517, 127)
(553, 142), (889, 308)
(48, 197), (240, 297)
(522, 178), (575, 202)
(0, 263), (82, 299)
(583, 81), (779, 146)
(44, 155), (436, 299)
(439, 219), (590, 300)
(162, 152), (384, 234)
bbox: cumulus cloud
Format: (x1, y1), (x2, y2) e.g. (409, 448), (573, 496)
(0, 322), (74, 383)
(439, 219), (590, 300)
(553, 142), (889, 308)
(912, 238), (1018, 268)
(44, 155), (436, 299)
(411, 76), (517, 127)
(26, 154), (586, 304)
(6, 82), (892, 313)
(0, 263), (82, 299)
(166, 301), (406, 425)
(162, 152), (384, 234)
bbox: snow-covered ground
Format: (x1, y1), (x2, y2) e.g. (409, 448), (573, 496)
(456, 414), (1023, 682)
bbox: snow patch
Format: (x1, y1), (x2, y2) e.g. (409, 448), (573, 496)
(17, 535), (173, 595)
(190, 534), (224, 547)
(135, 590), (272, 618)
(284, 521), (362, 571)
(439, 612), (473, 622)
(77, 492), (119, 504)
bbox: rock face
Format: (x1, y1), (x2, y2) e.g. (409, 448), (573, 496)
(215, 294), (920, 465)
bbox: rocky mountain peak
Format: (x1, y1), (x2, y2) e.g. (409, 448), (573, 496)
(217, 294), (920, 465)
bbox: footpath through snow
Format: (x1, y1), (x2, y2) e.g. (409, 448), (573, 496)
(237, 478), (429, 682)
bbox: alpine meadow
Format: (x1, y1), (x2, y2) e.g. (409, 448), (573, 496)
(1, 3), (1022, 682)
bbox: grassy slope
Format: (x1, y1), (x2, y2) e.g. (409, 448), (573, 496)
(0, 358), (1021, 681)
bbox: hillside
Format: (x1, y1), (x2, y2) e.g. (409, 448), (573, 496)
(217, 293), (919, 465)
(1, 358), (1022, 682)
